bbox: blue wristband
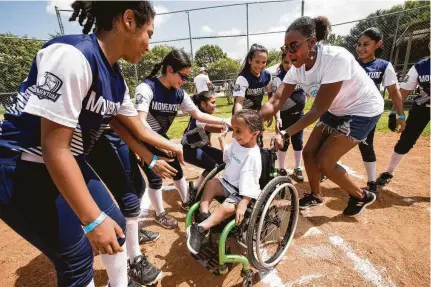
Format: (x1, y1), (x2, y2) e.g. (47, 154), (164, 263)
(390, 110), (397, 114)
(398, 115), (406, 119)
(148, 155), (158, 170)
(83, 212), (107, 233)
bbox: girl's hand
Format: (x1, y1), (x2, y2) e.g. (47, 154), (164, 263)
(274, 133), (284, 151)
(86, 216), (125, 255)
(396, 118), (406, 133)
(222, 118), (232, 128)
(218, 129), (228, 139)
(152, 157), (177, 179)
(171, 143), (185, 165)
(235, 202), (247, 226)
(275, 119), (282, 132)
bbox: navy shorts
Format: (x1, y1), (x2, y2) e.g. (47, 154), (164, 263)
(317, 111), (381, 143)
(88, 131), (146, 218)
(0, 149), (125, 287)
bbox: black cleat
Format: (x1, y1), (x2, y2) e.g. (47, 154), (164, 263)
(376, 172), (393, 187)
(129, 255), (163, 286)
(299, 193), (323, 210)
(186, 224), (206, 255)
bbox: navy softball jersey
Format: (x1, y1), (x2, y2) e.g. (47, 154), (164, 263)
(400, 57), (430, 106)
(233, 69), (271, 110)
(0, 34), (137, 159)
(181, 118), (211, 148)
(357, 58), (398, 90)
(135, 77), (197, 134)
(273, 68), (306, 114)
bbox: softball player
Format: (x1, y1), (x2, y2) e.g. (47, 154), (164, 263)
(135, 49), (230, 229)
(271, 53), (307, 182)
(356, 27), (405, 197)
(232, 44), (272, 147)
(377, 57), (430, 187)
(0, 2), (181, 286)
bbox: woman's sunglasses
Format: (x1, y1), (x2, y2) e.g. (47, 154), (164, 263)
(175, 70), (189, 82)
(280, 36), (312, 54)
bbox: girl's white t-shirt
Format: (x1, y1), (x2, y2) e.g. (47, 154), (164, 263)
(221, 140), (262, 199)
(283, 45), (384, 117)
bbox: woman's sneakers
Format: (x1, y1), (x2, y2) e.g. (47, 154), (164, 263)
(299, 193), (324, 209)
(129, 255), (163, 286)
(376, 172), (393, 187)
(292, 168), (304, 183)
(186, 224), (206, 254)
(138, 229), (160, 244)
(155, 212), (178, 229)
(343, 190), (376, 217)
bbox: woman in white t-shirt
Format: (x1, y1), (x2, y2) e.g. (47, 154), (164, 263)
(261, 16), (383, 217)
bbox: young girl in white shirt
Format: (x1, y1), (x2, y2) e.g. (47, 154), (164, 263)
(187, 109), (263, 254)
(261, 16), (383, 217)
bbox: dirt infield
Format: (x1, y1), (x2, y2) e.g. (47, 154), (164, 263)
(0, 131), (429, 287)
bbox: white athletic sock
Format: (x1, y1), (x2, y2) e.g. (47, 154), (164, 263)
(363, 161), (377, 182)
(195, 175), (205, 189)
(294, 150), (302, 169)
(148, 187), (165, 216)
(125, 216), (142, 261)
(139, 189), (151, 217)
(387, 151), (406, 175)
(101, 245), (128, 287)
(174, 177), (189, 203)
(85, 279), (95, 287)
(278, 151), (287, 169)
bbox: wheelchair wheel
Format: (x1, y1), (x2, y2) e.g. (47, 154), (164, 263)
(246, 176), (299, 269)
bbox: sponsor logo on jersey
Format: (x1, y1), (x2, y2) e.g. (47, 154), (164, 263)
(246, 87), (265, 96)
(151, 101), (180, 112)
(367, 71), (382, 79)
(419, 75), (430, 82)
(85, 92), (121, 116)
(234, 84), (241, 92)
(135, 93), (144, 105)
(30, 72), (63, 102)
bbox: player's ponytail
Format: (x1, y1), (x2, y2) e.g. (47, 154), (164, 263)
(286, 16), (331, 42)
(192, 91), (214, 112)
(359, 27), (383, 58)
(239, 44), (268, 76)
(147, 62), (163, 79)
(69, 1), (155, 34)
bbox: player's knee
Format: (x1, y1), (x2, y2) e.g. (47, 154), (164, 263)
(56, 237), (94, 287)
(302, 148), (315, 163)
(394, 141), (413, 155)
(148, 178), (163, 190)
(120, 193), (141, 217)
(315, 155), (333, 175)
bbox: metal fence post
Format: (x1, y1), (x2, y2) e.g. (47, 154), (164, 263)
(186, 12), (194, 62)
(246, 3), (249, 52)
(55, 6), (65, 35)
(402, 31), (413, 79)
(301, 0), (305, 16)
(134, 65), (139, 85)
(389, 13), (401, 63)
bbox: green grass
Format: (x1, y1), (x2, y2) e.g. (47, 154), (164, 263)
(166, 96), (430, 139)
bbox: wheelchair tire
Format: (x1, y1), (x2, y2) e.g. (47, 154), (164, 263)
(246, 176), (299, 270)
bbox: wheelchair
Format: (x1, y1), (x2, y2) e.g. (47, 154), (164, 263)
(185, 141), (299, 286)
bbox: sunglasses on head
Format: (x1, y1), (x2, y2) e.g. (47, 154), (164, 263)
(281, 36), (312, 54)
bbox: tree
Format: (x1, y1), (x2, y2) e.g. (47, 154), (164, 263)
(0, 34), (45, 96)
(267, 49), (282, 67)
(207, 58), (241, 81)
(194, 45), (226, 67)
(335, 0), (429, 64)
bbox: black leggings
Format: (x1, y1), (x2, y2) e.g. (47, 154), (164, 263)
(358, 126), (377, 162)
(183, 145), (224, 175)
(279, 111), (304, 152)
(394, 104), (430, 155)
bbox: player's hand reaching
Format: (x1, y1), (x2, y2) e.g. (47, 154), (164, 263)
(152, 157), (177, 179)
(87, 216), (125, 255)
(396, 118), (406, 133)
(274, 133), (284, 151)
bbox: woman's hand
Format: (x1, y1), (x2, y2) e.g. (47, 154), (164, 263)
(274, 133), (284, 151)
(86, 216), (125, 255)
(275, 118), (282, 132)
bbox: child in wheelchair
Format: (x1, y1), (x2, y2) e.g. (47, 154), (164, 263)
(187, 109), (263, 255)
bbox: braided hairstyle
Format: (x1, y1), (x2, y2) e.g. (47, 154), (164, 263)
(69, 1), (155, 34)
(146, 49), (192, 79)
(233, 109), (263, 133)
(286, 16), (331, 42)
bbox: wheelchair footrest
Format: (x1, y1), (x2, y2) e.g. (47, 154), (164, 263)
(190, 243), (226, 276)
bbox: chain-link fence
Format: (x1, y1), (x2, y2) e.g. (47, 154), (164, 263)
(1, 1), (429, 108)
